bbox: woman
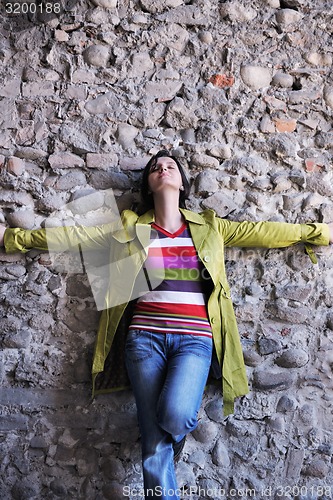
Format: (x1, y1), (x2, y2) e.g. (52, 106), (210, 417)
(1, 150), (332, 499)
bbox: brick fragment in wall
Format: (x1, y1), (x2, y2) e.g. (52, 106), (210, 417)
(273, 117), (297, 133)
(209, 74), (235, 88)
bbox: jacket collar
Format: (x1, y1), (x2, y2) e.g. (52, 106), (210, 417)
(137, 208), (206, 226)
(112, 208), (206, 243)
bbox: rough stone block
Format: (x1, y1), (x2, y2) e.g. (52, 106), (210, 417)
(48, 152), (85, 170)
(253, 370), (295, 391)
(83, 44), (111, 67)
(86, 153), (118, 169)
(22, 82), (55, 97)
(275, 348), (309, 368)
(240, 65), (272, 90)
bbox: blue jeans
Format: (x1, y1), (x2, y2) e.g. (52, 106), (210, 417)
(125, 330), (213, 500)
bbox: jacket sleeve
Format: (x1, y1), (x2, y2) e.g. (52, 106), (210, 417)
(218, 219), (330, 249)
(4, 224), (114, 254)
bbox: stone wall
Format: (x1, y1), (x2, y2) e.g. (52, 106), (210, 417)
(0, 0), (333, 498)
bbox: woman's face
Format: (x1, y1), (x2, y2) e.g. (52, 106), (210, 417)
(148, 156), (183, 195)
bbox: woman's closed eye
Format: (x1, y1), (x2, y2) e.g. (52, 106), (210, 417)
(150, 164), (175, 173)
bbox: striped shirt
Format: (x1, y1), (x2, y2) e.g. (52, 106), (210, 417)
(129, 222), (212, 337)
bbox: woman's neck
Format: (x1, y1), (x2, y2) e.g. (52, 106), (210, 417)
(153, 194), (185, 234)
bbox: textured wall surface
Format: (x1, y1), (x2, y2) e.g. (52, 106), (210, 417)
(0, 0), (333, 498)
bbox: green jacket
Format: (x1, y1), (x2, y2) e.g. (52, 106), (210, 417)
(4, 208), (330, 415)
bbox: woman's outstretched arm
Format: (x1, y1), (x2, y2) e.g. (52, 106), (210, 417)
(0, 222), (115, 253)
(2, 221), (333, 250)
(220, 219), (333, 249)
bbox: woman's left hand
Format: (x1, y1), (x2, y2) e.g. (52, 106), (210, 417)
(328, 222), (333, 244)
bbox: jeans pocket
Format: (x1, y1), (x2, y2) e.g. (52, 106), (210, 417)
(185, 335), (213, 359)
(125, 330), (153, 362)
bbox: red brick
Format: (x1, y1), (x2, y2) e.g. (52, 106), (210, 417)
(209, 74), (235, 88)
(305, 158), (324, 173)
(274, 118), (297, 133)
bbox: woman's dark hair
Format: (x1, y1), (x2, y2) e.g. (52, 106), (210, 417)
(140, 150), (190, 210)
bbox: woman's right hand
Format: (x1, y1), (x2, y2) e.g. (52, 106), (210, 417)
(0, 224), (6, 247)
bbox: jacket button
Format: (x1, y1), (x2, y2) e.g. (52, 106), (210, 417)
(203, 255), (210, 262)
(211, 317), (215, 324)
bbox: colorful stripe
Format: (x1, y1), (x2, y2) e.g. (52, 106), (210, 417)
(129, 222), (212, 337)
